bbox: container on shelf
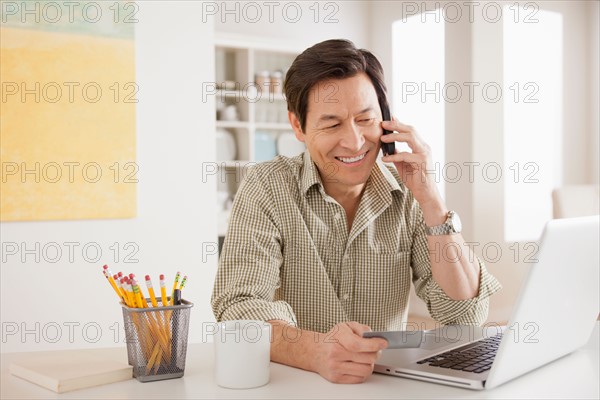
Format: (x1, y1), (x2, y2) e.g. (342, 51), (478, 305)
(255, 71), (270, 93)
(254, 131), (277, 162)
(219, 105), (238, 122)
(269, 70), (283, 95)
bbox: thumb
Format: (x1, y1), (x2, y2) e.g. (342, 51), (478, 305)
(345, 321), (372, 336)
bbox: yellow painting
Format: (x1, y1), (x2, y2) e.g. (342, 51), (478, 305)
(1, 1), (136, 221)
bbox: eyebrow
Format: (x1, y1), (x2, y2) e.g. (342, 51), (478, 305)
(315, 107), (376, 124)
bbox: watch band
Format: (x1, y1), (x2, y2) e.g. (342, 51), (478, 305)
(425, 211), (460, 235)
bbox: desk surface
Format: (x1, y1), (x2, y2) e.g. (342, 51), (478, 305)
(2, 322), (598, 399)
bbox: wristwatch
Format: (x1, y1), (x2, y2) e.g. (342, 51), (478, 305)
(425, 211), (462, 235)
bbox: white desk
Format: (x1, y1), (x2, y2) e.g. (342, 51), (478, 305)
(2, 322), (598, 399)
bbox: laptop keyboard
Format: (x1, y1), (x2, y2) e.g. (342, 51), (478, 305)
(416, 332), (503, 373)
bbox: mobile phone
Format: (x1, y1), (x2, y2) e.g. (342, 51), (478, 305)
(380, 103), (395, 156)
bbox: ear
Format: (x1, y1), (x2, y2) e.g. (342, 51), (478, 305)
(288, 111), (305, 143)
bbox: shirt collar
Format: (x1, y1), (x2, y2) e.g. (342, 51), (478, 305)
(300, 150), (405, 196)
(373, 158), (405, 194)
(300, 150), (323, 195)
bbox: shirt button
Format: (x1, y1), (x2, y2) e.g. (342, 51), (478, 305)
(343, 293), (349, 301)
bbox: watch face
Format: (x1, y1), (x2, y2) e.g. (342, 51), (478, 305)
(451, 212), (462, 232)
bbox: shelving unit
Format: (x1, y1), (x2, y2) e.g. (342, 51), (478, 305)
(215, 35), (304, 237)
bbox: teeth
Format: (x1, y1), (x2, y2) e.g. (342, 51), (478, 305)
(337, 153), (366, 163)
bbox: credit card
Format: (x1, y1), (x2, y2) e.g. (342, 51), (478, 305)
(362, 330), (423, 349)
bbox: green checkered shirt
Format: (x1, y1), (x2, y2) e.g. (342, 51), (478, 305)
(211, 151), (502, 333)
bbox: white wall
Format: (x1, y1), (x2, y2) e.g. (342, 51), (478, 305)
(541, 1), (593, 185)
(0, 2), (217, 353)
(215, 0), (370, 48)
(589, 0), (600, 185)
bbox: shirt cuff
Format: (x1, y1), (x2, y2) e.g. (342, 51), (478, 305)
(217, 299), (298, 326)
(421, 258), (502, 326)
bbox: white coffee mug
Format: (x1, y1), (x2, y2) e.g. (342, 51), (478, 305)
(214, 320), (272, 389)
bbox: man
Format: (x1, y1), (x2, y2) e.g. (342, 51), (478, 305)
(212, 39), (501, 384)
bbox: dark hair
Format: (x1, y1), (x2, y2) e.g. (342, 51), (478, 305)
(284, 39), (389, 132)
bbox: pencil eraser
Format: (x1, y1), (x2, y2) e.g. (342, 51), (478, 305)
(113, 274), (118, 280)
(145, 275), (150, 281)
(129, 273), (135, 279)
(117, 272), (123, 277)
(103, 265), (108, 270)
(160, 274), (165, 280)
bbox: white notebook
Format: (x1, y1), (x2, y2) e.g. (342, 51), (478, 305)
(10, 352), (132, 393)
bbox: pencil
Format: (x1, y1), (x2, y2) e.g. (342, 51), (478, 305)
(131, 278), (145, 308)
(145, 275), (159, 308)
(125, 278), (136, 308)
(170, 272), (181, 305)
(113, 274), (127, 304)
(102, 265), (122, 300)
(159, 274), (168, 306)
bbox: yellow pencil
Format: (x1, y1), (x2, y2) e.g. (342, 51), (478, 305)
(125, 278), (136, 308)
(170, 271), (181, 305)
(131, 278), (145, 308)
(118, 277), (128, 302)
(102, 265), (122, 300)
(118, 278), (131, 306)
(145, 275), (159, 308)
(113, 274), (127, 304)
(159, 274), (168, 306)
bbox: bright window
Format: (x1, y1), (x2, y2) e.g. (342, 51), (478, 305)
(392, 9), (445, 199)
(503, 7), (563, 242)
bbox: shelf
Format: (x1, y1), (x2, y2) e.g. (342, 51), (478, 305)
(215, 35), (299, 214)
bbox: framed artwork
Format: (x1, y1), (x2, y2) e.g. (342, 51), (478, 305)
(1, 1), (137, 221)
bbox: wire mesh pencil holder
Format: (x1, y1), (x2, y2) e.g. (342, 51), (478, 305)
(121, 299), (193, 382)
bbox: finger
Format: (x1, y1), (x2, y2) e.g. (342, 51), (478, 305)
(346, 350), (383, 365)
(345, 321), (371, 336)
(338, 360), (375, 379)
(333, 374), (368, 384)
(380, 129), (428, 154)
(382, 119), (414, 133)
(382, 151), (425, 165)
(338, 332), (388, 353)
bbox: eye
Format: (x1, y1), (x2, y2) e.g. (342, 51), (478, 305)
(357, 118), (376, 126)
(325, 123), (340, 130)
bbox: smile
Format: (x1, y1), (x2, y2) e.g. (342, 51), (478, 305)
(335, 151), (368, 164)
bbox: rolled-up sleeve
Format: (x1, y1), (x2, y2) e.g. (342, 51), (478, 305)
(409, 201), (502, 326)
(211, 168), (298, 325)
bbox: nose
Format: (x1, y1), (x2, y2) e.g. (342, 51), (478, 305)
(339, 122), (365, 153)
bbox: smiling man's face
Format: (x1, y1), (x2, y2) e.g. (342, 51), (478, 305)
(290, 72), (383, 195)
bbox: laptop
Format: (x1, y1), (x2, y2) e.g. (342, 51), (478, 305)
(373, 216), (599, 390)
